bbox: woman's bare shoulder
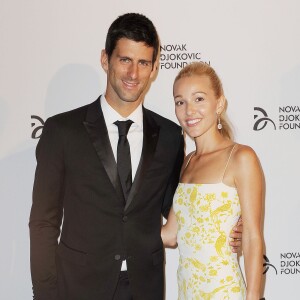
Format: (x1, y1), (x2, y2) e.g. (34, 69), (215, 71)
(234, 143), (258, 160)
(185, 150), (196, 161)
(232, 143), (261, 172)
(181, 151), (196, 172)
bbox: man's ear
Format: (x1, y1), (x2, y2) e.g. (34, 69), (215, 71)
(100, 49), (109, 73)
(150, 59), (159, 80)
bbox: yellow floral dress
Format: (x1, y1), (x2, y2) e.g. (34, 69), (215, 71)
(173, 146), (246, 299)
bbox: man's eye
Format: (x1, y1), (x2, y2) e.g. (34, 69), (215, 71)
(140, 61), (151, 67)
(120, 58), (130, 63)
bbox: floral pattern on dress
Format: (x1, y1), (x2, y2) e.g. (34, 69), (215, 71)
(174, 183), (246, 300)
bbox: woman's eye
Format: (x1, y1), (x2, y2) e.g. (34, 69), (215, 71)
(195, 97), (204, 102)
(175, 100), (184, 106)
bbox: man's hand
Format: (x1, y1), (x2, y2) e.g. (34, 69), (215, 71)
(229, 217), (243, 253)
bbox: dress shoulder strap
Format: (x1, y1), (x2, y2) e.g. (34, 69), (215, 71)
(183, 151), (196, 171)
(221, 144), (237, 182)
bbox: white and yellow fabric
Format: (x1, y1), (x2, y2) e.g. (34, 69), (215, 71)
(173, 147), (246, 299)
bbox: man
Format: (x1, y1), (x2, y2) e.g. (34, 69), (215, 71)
(29, 13), (241, 300)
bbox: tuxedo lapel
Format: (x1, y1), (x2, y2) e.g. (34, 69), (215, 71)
(83, 98), (124, 203)
(125, 108), (160, 211)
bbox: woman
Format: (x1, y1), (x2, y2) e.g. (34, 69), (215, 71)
(162, 62), (264, 299)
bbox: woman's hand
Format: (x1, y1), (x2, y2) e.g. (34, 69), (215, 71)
(161, 224), (177, 248)
(161, 207), (178, 248)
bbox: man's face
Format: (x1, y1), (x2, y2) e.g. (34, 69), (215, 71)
(101, 38), (157, 113)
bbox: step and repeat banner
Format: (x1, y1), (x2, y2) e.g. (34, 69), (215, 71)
(1, 0), (299, 299)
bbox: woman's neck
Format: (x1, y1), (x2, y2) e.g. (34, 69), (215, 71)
(194, 131), (232, 156)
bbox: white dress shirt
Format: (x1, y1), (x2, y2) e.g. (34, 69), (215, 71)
(100, 95), (144, 271)
(100, 95), (143, 180)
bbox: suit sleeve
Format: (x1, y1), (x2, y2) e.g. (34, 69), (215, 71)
(29, 117), (65, 300)
(161, 132), (184, 219)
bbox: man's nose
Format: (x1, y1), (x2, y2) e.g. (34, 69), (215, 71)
(127, 63), (138, 79)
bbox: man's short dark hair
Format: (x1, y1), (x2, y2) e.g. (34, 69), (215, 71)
(105, 13), (159, 64)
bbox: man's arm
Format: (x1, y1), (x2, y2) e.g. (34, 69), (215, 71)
(29, 118), (65, 300)
(161, 133), (184, 218)
(161, 135), (184, 219)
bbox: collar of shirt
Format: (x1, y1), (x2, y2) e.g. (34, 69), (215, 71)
(100, 95), (143, 131)
(99, 94), (144, 181)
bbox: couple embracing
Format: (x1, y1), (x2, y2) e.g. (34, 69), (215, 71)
(29, 12), (264, 300)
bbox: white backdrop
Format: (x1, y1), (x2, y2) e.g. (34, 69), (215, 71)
(1, 0), (299, 299)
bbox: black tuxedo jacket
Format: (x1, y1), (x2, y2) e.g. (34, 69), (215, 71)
(29, 98), (184, 300)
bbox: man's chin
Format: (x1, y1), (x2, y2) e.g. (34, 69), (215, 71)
(120, 94), (143, 104)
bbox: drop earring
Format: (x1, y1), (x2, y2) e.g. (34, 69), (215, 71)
(217, 114), (222, 130)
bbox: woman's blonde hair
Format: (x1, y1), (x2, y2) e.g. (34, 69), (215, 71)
(174, 62), (234, 140)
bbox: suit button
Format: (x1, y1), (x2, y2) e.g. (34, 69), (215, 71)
(122, 216), (128, 222)
(114, 254), (121, 261)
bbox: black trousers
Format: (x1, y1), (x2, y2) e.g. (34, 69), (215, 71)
(113, 271), (133, 300)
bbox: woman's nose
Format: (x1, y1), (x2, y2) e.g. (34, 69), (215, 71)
(186, 103), (196, 116)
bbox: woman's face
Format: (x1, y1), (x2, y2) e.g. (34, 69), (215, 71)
(173, 74), (222, 139)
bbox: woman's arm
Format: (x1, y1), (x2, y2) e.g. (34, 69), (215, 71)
(161, 207), (178, 247)
(234, 145), (264, 300)
(161, 151), (195, 247)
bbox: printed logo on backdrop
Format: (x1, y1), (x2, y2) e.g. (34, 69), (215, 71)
(263, 255), (278, 275)
(31, 115), (44, 139)
(263, 252), (300, 276)
(253, 107), (276, 130)
(160, 44), (210, 70)
(253, 106), (300, 131)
